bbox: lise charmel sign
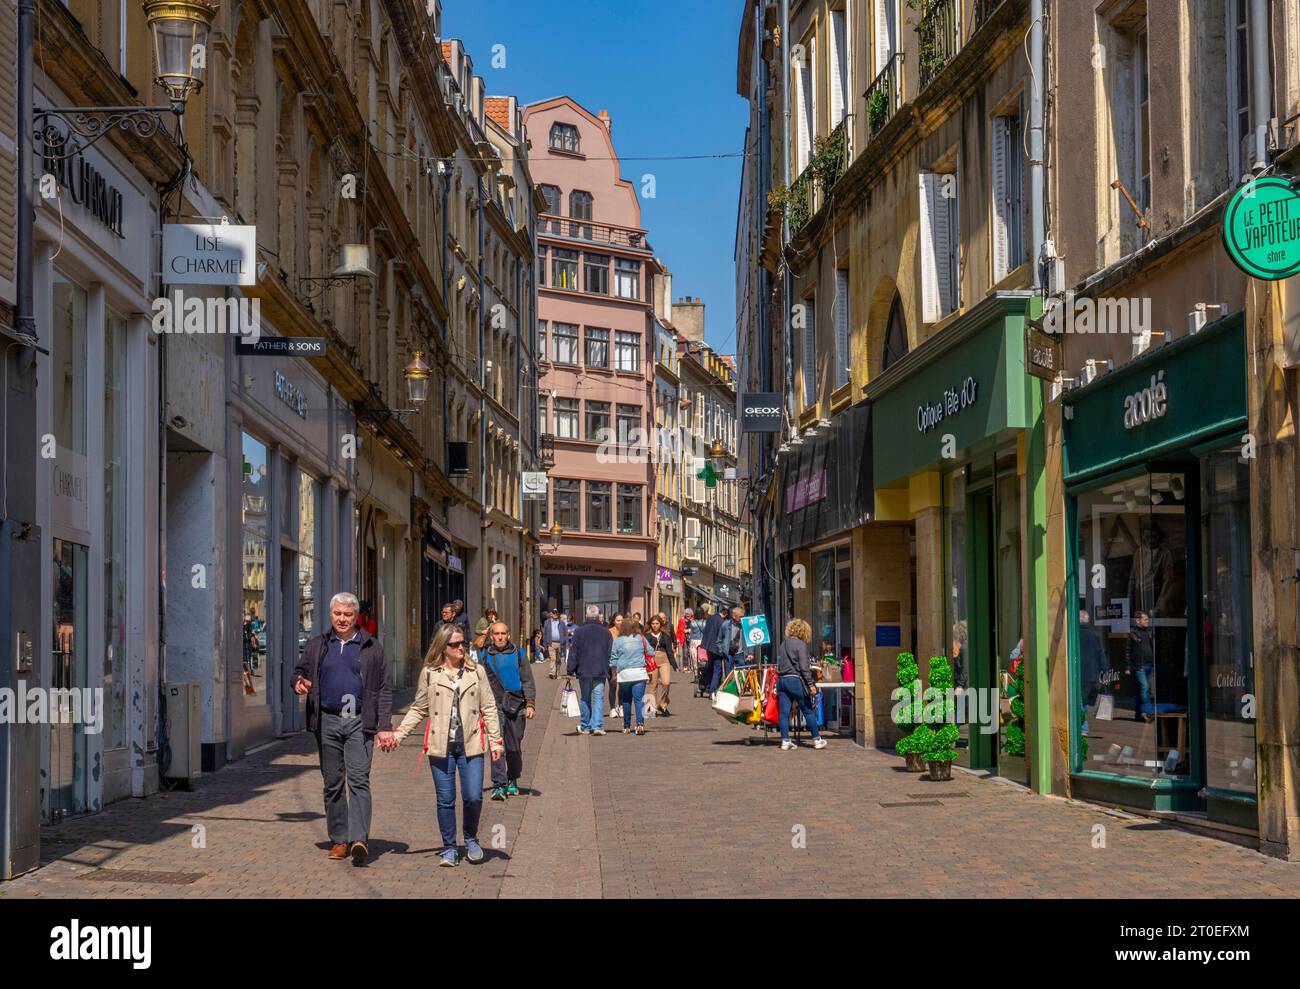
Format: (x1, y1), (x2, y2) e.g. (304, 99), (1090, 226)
(1222, 176), (1300, 280)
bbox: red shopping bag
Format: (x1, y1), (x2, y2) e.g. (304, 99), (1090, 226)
(761, 669), (779, 724)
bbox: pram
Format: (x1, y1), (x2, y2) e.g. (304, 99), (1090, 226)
(691, 645), (712, 697)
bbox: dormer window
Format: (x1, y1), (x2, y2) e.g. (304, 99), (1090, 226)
(550, 122), (581, 153)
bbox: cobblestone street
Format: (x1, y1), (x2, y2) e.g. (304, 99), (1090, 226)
(5, 674), (1299, 899)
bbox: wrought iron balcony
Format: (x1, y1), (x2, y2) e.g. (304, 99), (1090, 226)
(864, 53), (904, 140)
(788, 117), (851, 232)
(918, 0), (962, 92)
(538, 214), (651, 251)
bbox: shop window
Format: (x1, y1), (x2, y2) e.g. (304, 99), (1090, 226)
(241, 434), (271, 706)
(1077, 471), (1189, 779)
(1201, 447), (1255, 796)
(299, 471), (321, 655)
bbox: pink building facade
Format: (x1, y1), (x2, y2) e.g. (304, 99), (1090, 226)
(525, 97), (657, 621)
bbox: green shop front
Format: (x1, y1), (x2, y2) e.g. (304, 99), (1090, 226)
(871, 293), (1050, 789)
(1062, 313), (1255, 826)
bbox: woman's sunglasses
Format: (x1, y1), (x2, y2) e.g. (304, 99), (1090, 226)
(447, 640), (466, 649)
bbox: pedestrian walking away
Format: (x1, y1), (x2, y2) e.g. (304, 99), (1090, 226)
(717, 605), (748, 680)
(645, 614), (677, 716)
(567, 604), (613, 735)
(611, 618), (651, 734)
(293, 592), (395, 866)
(542, 608), (567, 679)
(477, 621), (536, 800)
(389, 623), (504, 867)
(701, 604), (726, 696)
(775, 619), (826, 750)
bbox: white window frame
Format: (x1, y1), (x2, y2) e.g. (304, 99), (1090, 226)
(801, 296), (817, 409)
(1226, 0), (1251, 181)
(834, 269), (850, 390)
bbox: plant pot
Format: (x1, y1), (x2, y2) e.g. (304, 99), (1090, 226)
(904, 752), (928, 773)
(927, 760), (953, 782)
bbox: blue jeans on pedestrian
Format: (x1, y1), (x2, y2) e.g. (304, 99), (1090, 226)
(619, 679), (647, 728)
(428, 742), (484, 849)
(777, 675), (821, 742)
(1134, 665), (1153, 716)
(706, 653), (726, 694)
(578, 676), (605, 732)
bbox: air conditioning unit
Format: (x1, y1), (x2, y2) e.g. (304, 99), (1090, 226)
(164, 682), (202, 785)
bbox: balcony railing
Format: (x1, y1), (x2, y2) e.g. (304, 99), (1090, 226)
(973, 0), (1003, 31)
(539, 214), (650, 251)
(864, 52), (904, 140)
(789, 117), (851, 232)
(918, 0), (962, 92)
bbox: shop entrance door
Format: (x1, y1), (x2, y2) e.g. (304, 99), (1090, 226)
(50, 539), (89, 821)
(965, 489), (998, 771)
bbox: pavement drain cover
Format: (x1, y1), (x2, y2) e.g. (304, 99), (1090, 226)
(648, 727), (718, 732)
(906, 792), (971, 798)
(880, 801), (940, 808)
(81, 869), (204, 885)
(701, 760), (742, 765)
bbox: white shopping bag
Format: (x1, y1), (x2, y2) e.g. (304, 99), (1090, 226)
(712, 692), (741, 717)
(563, 687), (581, 718)
(643, 696), (658, 719)
(610, 705), (623, 719)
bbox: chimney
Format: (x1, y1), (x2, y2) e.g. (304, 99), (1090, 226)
(675, 296), (706, 342)
(598, 109), (612, 135)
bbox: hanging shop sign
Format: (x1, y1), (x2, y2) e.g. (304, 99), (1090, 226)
(236, 336), (327, 356)
(1221, 177), (1300, 281)
(447, 553), (464, 574)
(1026, 325), (1063, 382)
(522, 472), (549, 500)
(163, 223), (258, 286)
(740, 392), (783, 432)
(741, 615), (771, 647)
(776, 402), (873, 556)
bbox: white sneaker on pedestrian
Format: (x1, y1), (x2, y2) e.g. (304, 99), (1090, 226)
(780, 740), (796, 751)
(591, 728), (606, 736)
(812, 738), (828, 750)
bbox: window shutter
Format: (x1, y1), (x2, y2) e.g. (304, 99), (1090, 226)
(919, 173), (941, 323)
(835, 269), (850, 389)
(829, 10), (847, 129)
(803, 298), (817, 409)
(946, 157), (961, 313)
(692, 457), (704, 503)
(875, 0), (893, 75)
(991, 116), (1010, 282)
(795, 62), (811, 171)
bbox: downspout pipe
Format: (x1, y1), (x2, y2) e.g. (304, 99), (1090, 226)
(1029, 0), (1046, 287)
(1250, 0), (1272, 171)
(780, 0), (794, 428)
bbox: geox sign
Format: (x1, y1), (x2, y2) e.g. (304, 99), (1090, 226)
(740, 392), (782, 432)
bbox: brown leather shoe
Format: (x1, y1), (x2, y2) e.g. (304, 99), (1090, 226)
(328, 843), (348, 860)
(350, 840), (369, 866)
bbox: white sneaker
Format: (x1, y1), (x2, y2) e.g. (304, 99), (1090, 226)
(812, 738), (828, 750)
(780, 740), (796, 751)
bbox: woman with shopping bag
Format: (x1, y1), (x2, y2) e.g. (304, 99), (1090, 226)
(389, 623), (504, 867)
(645, 614), (677, 717)
(775, 619), (826, 751)
(610, 617), (652, 735)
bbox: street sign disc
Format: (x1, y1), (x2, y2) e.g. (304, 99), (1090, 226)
(1221, 176), (1300, 281)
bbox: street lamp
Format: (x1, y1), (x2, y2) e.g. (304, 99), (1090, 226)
(144, 0), (221, 112)
(549, 521), (563, 551)
(404, 351), (432, 406)
(32, 0), (218, 162)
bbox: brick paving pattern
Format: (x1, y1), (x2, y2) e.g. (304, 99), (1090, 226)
(5, 672), (1299, 898)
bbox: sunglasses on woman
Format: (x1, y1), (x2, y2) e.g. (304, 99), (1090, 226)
(447, 639), (466, 649)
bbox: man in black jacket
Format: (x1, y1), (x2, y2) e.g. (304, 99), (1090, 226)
(293, 592), (393, 866)
(567, 604), (613, 735)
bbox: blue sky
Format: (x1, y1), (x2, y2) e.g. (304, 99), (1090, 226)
(443, 0), (748, 354)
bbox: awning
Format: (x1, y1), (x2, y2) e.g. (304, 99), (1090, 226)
(683, 581), (728, 606)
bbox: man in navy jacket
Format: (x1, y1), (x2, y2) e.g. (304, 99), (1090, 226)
(702, 603), (726, 697)
(567, 604), (613, 735)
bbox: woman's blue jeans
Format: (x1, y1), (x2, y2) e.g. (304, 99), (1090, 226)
(428, 742), (483, 848)
(777, 675), (821, 742)
(619, 680), (646, 728)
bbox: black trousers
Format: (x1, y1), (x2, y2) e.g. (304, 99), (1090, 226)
(490, 705), (527, 787)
